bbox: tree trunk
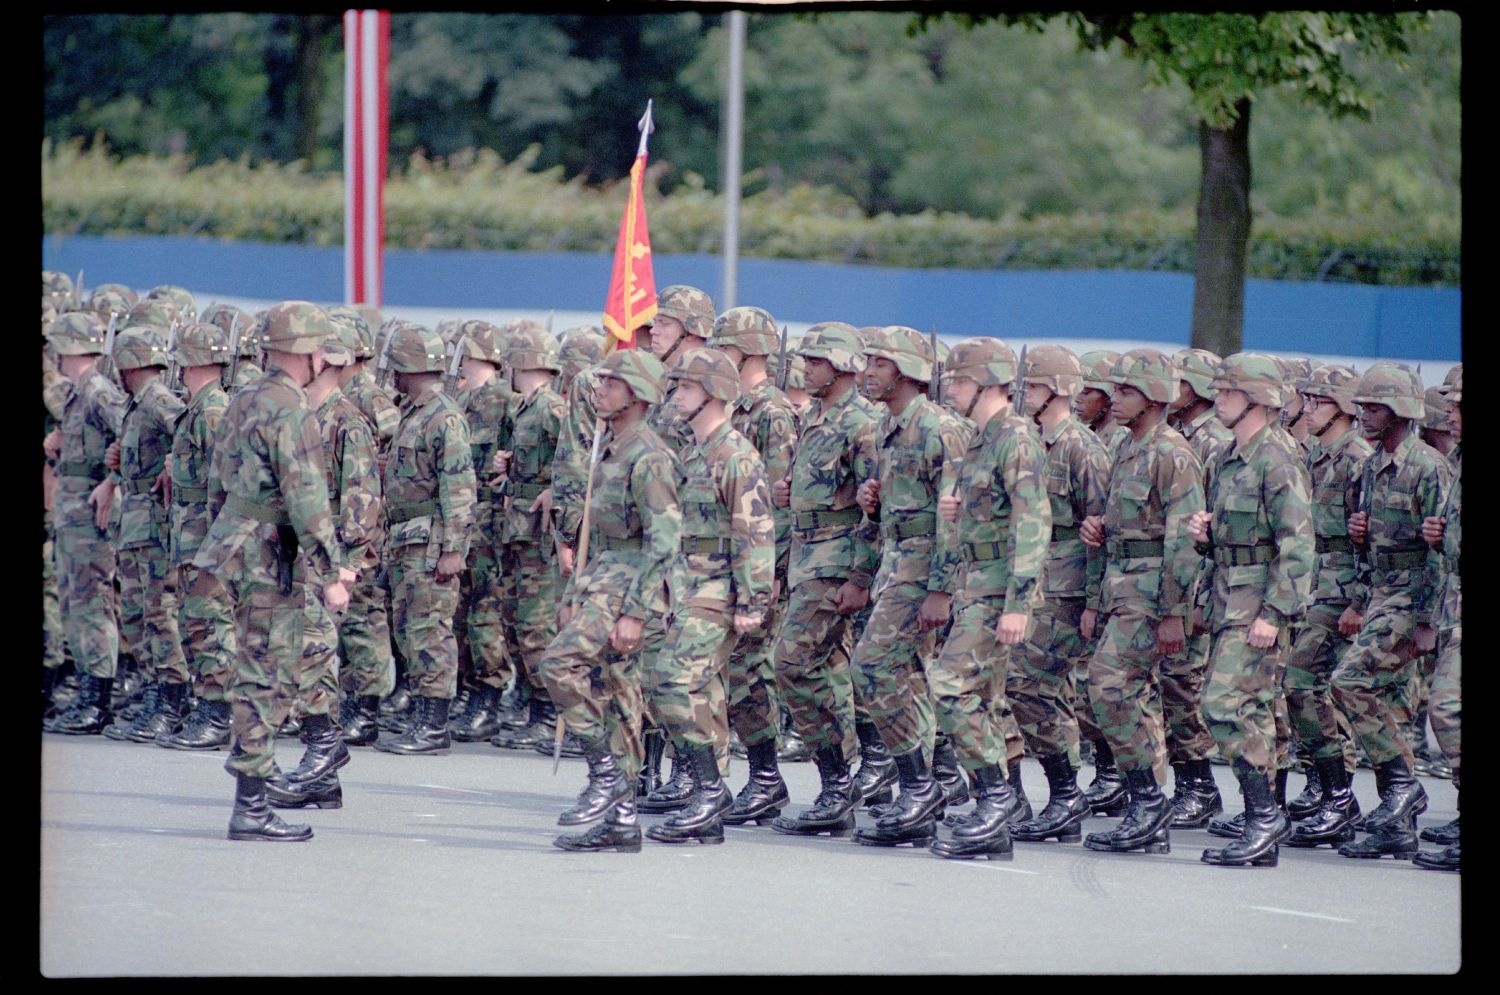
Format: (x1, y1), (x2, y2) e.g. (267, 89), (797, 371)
(1191, 97), (1251, 355)
(292, 16), (337, 163)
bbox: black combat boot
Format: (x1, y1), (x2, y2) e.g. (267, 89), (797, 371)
(1412, 842), (1460, 871)
(647, 744), (732, 845)
(1168, 758), (1224, 829)
(127, 681), (189, 743)
(1083, 768), (1171, 854)
(267, 768), (344, 809)
(277, 715), (303, 739)
(495, 681), (532, 732)
(104, 680), (159, 740)
(1360, 757), (1428, 833)
(851, 720), (897, 807)
(772, 745), (858, 837)
(1083, 738), (1128, 816)
(158, 697), (232, 750)
(555, 792), (642, 853)
(1012, 753), (1090, 843)
(1274, 766), (1291, 820)
(377, 683), (415, 733)
(1008, 759), (1032, 825)
(42, 665), (64, 722)
(227, 771), (313, 842)
(1420, 786), (1460, 845)
(931, 764), (1015, 861)
(722, 739), (789, 826)
(932, 734), (970, 808)
(853, 749), (944, 847)
(285, 712), (353, 780)
(1287, 759), (1324, 820)
(557, 734), (633, 826)
(1286, 755), (1360, 848)
(638, 727), (666, 797)
(1338, 811), (1419, 860)
(639, 748), (696, 814)
(339, 695), (382, 747)
(1201, 767), (1288, 867)
(533, 728), (585, 758)
(449, 684), (503, 742)
(49, 673), (114, 736)
(777, 705), (812, 762)
(490, 695), (554, 750)
(373, 696), (452, 755)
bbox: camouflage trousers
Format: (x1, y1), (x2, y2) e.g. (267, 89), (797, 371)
(54, 522), (119, 679)
(1285, 606), (1360, 769)
(852, 582), (937, 759)
(43, 534), (66, 670)
(927, 594), (1016, 770)
(1330, 592), (1419, 768)
(727, 593), (784, 749)
(537, 595), (646, 780)
(464, 541), (513, 690)
(1428, 624), (1460, 780)
(1201, 625), (1290, 779)
(502, 540), (560, 693)
(339, 566), (394, 698)
(389, 545), (461, 701)
(773, 577), (859, 759)
(117, 543), (188, 686)
(1161, 629), (1218, 764)
(1087, 609), (1170, 782)
(297, 581), (340, 720)
(1073, 626), (1103, 743)
(179, 563), (237, 703)
(648, 592), (737, 756)
(1011, 598), (1085, 766)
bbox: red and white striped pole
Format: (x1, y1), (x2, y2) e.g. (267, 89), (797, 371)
(344, 9), (389, 307)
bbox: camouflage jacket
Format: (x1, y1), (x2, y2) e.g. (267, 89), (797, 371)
(42, 364), (72, 426)
(344, 367), (402, 453)
(1303, 426), (1373, 607)
(1039, 414), (1110, 607)
(169, 381), (230, 564)
(1176, 406), (1234, 497)
(675, 419), (775, 622)
(1091, 417), (1133, 461)
(786, 383), (880, 589)
(501, 383), (565, 546)
(1345, 430), (1451, 623)
(729, 379), (799, 582)
(1433, 446), (1460, 632)
(460, 374), (514, 542)
(195, 367), (341, 585)
(868, 395), (969, 596)
(551, 367), (602, 547)
(1099, 420), (1204, 620)
(52, 368), (128, 531)
(384, 380), (476, 563)
(317, 386), (383, 574)
(943, 408), (1050, 616)
(570, 419), (681, 621)
(648, 381), (696, 457)
(231, 362), (264, 394)
(113, 377), (185, 552)
(1198, 423), (1315, 631)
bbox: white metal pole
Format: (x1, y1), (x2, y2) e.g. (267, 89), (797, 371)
(722, 10), (746, 310)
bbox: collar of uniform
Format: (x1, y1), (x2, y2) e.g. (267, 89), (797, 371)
(1041, 412), (1079, 448)
(265, 366), (309, 404)
(687, 417), (737, 461)
(1181, 405), (1218, 438)
(406, 378), (445, 410)
(883, 392), (926, 439)
(603, 418), (647, 460)
(1226, 419), (1278, 463)
(316, 384), (345, 418)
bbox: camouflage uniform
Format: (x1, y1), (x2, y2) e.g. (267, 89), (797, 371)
(42, 355), (72, 677)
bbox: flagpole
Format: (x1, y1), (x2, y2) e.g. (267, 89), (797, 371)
(722, 11), (745, 310)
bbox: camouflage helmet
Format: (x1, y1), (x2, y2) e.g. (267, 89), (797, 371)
(173, 321), (233, 368)
(1422, 386), (1451, 432)
(1279, 356), (1314, 387)
(1442, 368), (1462, 404)
(651, 285), (716, 341)
(669, 347), (741, 403)
(710, 306), (779, 356)
(128, 296), (180, 332)
(42, 271), (74, 304)
(1299, 363), (1360, 416)
(558, 326), (607, 385)
(89, 285), (136, 321)
(144, 284), (196, 321)
(112, 326), (171, 371)
(46, 311), (108, 356)
(321, 316), (361, 367)
(1440, 363), (1462, 390)
(506, 326), (561, 372)
(384, 323), (448, 373)
(945, 337), (1016, 388)
(597, 347), (667, 404)
(767, 346), (805, 390)
(260, 300), (334, 355)
(1022, 343), (1083, 397)
(935, 339), (951, 364)
(1078, 350), (1122, 396)
(326, 306), (376, 360)
(797, 322), (867, 374)
(91, 282), (137, 308)
(1209, 352), (1287, 408)
(1352, 362), (1424, 420)
(865, 325), (934, 382)
(1108, 349), (1178, 404)
(242, 310), (268, 357)
(1174, 348), (1222, 400)
(458, 319), (508, 365)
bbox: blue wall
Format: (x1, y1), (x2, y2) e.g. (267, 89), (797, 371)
(42, 234), (1460, 360)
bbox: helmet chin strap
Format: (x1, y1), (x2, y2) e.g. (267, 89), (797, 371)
(1220, 399), (1256, 431)
(956, 385), (979, 421)
(657, 331), (686, 366)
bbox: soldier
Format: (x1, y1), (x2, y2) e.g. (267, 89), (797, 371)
(768, 323), (880, 837)
(544, 349), (680, 853)
(1185, 354), (1314, 867)
(1278, 357), (1316, 449)
(42, 306), (72, 713)
(89, 284), (138, 320)
(193, 301), (351, 842)
(709, 308), (799, 826)
(642, 348), (774, 844)
(1332, 362), (1450, 860)
(849, 326), (969, 848)
(42, 271), (75, 311)
(1079, 350), (1204, 855)
(1414, 368), (1460, 871)
(1075, 350), (1132, 457)
(43, 312), (129, 735)
(331, 306), (401, 454)
(1009, 345), (1111, 844)
(923, 338), (1050, 860)
(373, 324), (477, 755)
(1282, 365), (1372, 848)
(144, 284), (197, 320)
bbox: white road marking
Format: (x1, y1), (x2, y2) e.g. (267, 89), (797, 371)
(967, 863), (1040, 875)
(1249, 906), (1354, 924)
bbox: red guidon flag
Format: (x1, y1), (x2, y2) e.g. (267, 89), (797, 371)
(601, 101), (658, 351)
(344, 9), (389, 307)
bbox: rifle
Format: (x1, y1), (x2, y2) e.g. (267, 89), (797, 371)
(929, 328), (942, 405)
(554, 414), (609, 774)
(444, 334), (468, 396)
(165, 319), (182, 389)
(99, 311), (119, 381)
(1014, 342), (1028, 406)
(376, 324), (396, 389)
(74, 269), (85, 310)
(775, 324), (790, 391)
(223, 314), (243, 391)
(546, 310), (555, 335)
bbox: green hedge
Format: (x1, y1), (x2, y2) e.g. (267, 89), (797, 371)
(42, 140), (1459, 286)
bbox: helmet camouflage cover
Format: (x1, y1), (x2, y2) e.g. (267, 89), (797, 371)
(506, 326), (562, 372)
(174, 321), (233, 368)
(558, 326), (607, 386)
(797, 322), (866, 374)
(144, 284), (196, 321)
(945, 336), (1016, 389)
(865, 325), (934, 383)
(651, 285), (716, 341)
(1078, 350), (1122, 396)
(711, 306), (779, 356)
(1109, 348), (1178, 404)
(385, 323), (448, 373)
(1209, 352), (1287, 408)
(260, 300), (334, 356)
(1441, 368), (1462, 404)
(1022, 343), (1083, 397)
(1422, 386), (1451, 432)
(767, 342), (805, 390)
(669, 346), (741, 403)
(128, 296), (181, 332)
(327, 306), (376, 360)
(1353, 361), (1424, 420)
(1300, 363), (1360, 416)
(458, 319), (508, 365)
(598, 347), (667, 404)
(46, 311), (109, 356)
(112, 325), (171, 371)
(1174, 348), (1222, 400)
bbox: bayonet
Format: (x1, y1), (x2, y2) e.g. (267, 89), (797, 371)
(100, 310), (119, 379)
(74, 269), (85, 310)
(444, 334), (468, 395)
(223, 314), (243, 391)
(776, 324), (790, 391)
(1015, 342), (1028, 405)
(165, 318), (182, 388)
(546, 309), (555, 335)
(376, 323), (396, 389)
(929, 328), (942, 405)
(559, 415), (610, 774)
